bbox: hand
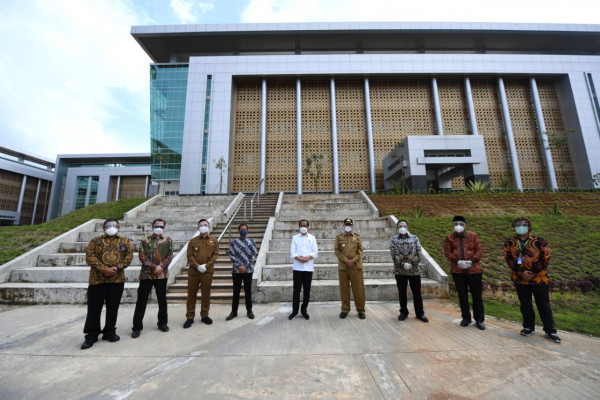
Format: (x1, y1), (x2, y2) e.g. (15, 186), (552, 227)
(104, 266), (117, 277)
(345, 259), (355, 268)
(457, 260), (470, 269)
(522, 271), (535, 281)
(239, 266), (247, 273)
(402, 262), (411, 271)
(197, 264), (207, 273)
(154, 266), (163, 275)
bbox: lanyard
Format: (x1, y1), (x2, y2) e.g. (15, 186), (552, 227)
(518, 238), (529, 257)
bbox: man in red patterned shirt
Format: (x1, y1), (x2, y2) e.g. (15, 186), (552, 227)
(504, 216), (560, 343)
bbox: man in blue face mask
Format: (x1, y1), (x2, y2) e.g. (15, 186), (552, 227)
(226, 223), (258, 320)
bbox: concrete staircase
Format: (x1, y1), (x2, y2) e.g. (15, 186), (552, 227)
(166, 194), (279, 303)
(0, 195), (235, 303)
(255, 193), (447, 302)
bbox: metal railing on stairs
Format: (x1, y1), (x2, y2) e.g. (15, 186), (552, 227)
(218, 179), (264, 242)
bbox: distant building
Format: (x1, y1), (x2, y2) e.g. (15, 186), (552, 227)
(47, 153), (151, 220)
(132, 21), (600, 193)
(0, 146), (54, 226)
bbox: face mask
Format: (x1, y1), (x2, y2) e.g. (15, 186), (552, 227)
(153, 228), (164, 235)
(515, 226), (529, 235)
(299, 227), (308, 234)
(344, 226), (352, 233)
(105, 227), (118, 236)
(398, 227), (408, 235)
(198, 226), (209, 234)
(240, 229), (247, 236)
(454, 225), (465, 233)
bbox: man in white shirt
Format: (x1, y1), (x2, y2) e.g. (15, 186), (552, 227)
(289, 219), (318, 320)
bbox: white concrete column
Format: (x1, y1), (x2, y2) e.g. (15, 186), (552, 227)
(465, 78), (479, 135)
(16, 175), (27, 224)
(144, 176), (149, 197)
(115, 176), (121, 200)
(260, 79), (267, 194)
(31, 179), (42, 225)
(364, 78), (376, 193)
(432, 77), (444, 135)
(85, 176), (93, 206)
(498, 78), (523, 191)
(330, 77), (340, 194)
(297, 78), (303, 195)
(530, 77), (558, 190)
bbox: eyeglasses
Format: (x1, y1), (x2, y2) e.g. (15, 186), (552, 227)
(104, 224), (118, 228)
(453, 222), (466, 226)
(514, 223), (529, 227)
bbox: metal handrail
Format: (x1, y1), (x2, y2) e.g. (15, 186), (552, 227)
(218, 199), (245, 243)
(250, 178), (265, 221)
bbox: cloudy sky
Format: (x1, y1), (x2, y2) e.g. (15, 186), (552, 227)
(0, 0), (597, 161)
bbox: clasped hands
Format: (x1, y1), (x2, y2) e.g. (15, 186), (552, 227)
(296, 255), (312, 263)
(457, 260), (472, 269)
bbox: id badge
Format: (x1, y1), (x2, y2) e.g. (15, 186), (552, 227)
(517, 257), (522, 265)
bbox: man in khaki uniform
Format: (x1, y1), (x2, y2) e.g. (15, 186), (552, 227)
(334, 218), (366, 319)
(184, 218), (220, 328)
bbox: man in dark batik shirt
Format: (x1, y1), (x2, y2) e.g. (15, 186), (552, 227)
(226, 223), (258, 321)
(131, 218), (173, 338)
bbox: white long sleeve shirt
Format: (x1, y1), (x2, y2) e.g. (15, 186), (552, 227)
(290, 233), (318, 272)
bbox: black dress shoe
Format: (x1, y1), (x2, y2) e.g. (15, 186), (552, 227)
(81, 337), (97, 350)
(417, 315), (429, 323)
(288, 312), (297, 320)
(460, 319), (471, 327)
(201, 316), (213, 325)
(358, 312), (366, 319)
(301, 311), (310, 320)
(398, 314), (408, 321)
(183, 319), (194, 329)
(131, 330), (141, 338)
(247, 311), (255, 319)
(339, 312), (348, 319)
(476, 321), (486, 330)
(102, 333), (120, 342)
(226, 313), (237, 321)
(158, 324), (169, 332)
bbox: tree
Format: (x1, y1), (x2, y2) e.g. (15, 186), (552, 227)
(214, 156), (227, 194)
(303, 146), (324, 193)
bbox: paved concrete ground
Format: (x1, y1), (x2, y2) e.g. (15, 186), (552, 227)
(1, 300), (599, 400)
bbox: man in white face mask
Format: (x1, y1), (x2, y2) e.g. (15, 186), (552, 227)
(132, 218), (173, 338)
(443, 215), (485, 330)
(81, 219), (133, 350)
(289, 219), (318, 320)
(334, 218), (366, 319)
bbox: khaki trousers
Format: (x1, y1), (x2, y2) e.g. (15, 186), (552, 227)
(186, 271), (213, 319)
(338, 268), (366, 313)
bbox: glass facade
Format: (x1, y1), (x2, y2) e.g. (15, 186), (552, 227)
(150, 64), (189, 181)
(74, 176), (99, 210)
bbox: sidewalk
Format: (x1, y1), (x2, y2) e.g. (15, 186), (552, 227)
(1, 300), (599, 400)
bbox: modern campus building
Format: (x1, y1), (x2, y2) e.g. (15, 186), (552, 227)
(130, 22), (600, 195)
(0, 146), (54, 226)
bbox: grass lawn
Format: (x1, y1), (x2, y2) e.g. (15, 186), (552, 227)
(0, 197), (147, 265)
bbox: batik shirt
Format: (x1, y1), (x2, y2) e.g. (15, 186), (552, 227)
(390, 233), (421, 276)
(139, 234), (173, 280)
(85, 234), (133, 285)
(229, 237), (257, 274)
(504, 233), (551, 286)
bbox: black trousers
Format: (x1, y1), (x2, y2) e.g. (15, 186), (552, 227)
(231, 273), (253, 314)
(395, 275), (424, 317)
(132, 278), (168, 331)
(515, 283), (556, 334)
(83, 282), (125, 339)
(452, 273), (484, 322)
(292, 270), (313, 313)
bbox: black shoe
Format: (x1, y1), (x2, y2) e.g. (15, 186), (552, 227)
(460, 319), (471, 327)
(201, 316), (213, 325)
(102, 333), (120, 342)
(80, 337), (97, 350)
(226, 313), (237, 321)
(288, 312), (297, 320)
(247, 311), (255, 319)
(546, 332), (561, 343)
(183, 319), (194, 329)
(158, 324), (169, 332)
(358, 312), (366, 319)
(301, 311), (310, 320)
(475, 321), (486, 330)
(520, 327), (534, 336)
(131, 330), (141, 338)
(398, 314), (408, 321)
(417, 315), (429, 323)
(340, 312), (348, 319)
